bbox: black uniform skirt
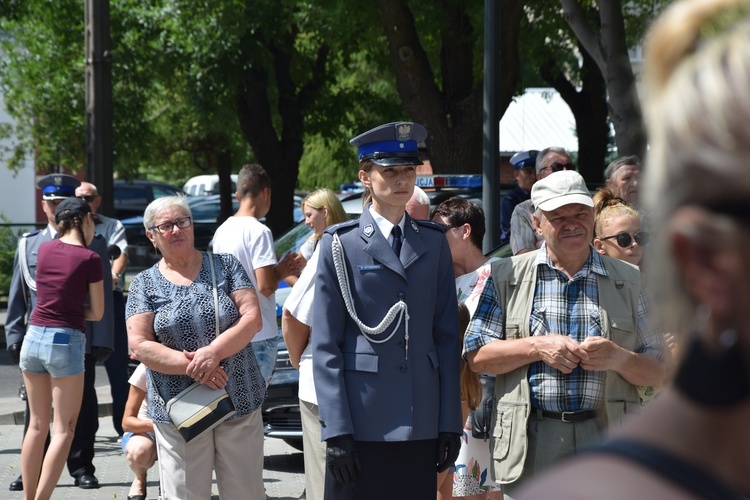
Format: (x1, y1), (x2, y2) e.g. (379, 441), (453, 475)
(324, 439), (438, 500)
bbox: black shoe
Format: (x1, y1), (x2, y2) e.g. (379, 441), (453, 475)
(74, 474), (100, 489)
(8, 475), (22, 491)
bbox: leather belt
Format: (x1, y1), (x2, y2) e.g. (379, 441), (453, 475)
(532, 408), (599, 423)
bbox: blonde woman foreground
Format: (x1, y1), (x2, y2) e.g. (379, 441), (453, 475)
(519, 1), (750, 498)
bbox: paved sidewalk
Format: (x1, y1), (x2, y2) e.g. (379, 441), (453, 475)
(0, 396), (305, 499)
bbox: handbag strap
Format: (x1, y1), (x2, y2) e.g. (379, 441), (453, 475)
(207, 251), (220, 336)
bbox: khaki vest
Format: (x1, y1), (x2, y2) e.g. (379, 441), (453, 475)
(489, 251), (642, 484)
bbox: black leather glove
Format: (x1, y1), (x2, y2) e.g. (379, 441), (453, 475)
(436, 432), (461, 473)
(91, 346), (112, 363)
(7, 343), (22, 365)
(326, 434), (361, 484)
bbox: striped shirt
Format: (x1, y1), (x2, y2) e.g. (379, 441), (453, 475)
(463, 244), (665, 412)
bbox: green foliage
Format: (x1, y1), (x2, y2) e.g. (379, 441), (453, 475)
(0, 221), (24, 297)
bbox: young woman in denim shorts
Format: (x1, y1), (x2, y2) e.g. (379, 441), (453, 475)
(19, 197), (104, 499)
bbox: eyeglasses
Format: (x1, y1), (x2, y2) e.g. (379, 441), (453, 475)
(149, 215), (192, 234)
(600, 231), (649, 248)
(540, 161), (576, 175)
(78, 195), (97, 203)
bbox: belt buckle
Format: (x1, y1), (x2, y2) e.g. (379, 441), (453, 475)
(560, 411), (575, 423)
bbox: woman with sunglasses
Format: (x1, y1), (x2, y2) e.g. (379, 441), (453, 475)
(592, 188), (648, 267)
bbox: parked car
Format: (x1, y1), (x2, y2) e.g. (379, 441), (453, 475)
(183, 174), (238, 196)
(262, 174), (511, 449)
(114, 179), (184, 220)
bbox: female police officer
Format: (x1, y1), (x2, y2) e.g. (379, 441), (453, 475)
(312, 122), (462, 499)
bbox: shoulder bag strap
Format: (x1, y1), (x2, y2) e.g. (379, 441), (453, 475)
(207, 251), (220, 336)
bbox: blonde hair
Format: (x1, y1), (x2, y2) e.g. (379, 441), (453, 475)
(643, 0), (750, 333)
(301, 188), (348, 240)
(593, 187), (641, 239)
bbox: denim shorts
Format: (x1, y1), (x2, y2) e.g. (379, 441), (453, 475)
(20, 325), (86, 378)
(121, 431), (156, 454)
(252, 337), (279, 388)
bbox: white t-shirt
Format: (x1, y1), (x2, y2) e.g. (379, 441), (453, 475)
(455, 257), (501, 316)
(129, 363), (150, 421)
(212, 216), (278, 342)
(284, 248), (319, 404)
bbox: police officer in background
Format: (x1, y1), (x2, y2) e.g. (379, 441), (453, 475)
(76, 181), (130, 439)
(5, 173), (114, 491)
(312, 122), (462, 499)
(500, 150), (538, 245)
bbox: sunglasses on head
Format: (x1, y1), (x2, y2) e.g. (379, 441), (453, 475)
(600, 231), (649, 248)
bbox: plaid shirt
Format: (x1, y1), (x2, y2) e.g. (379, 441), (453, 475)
(463, 244), (665, 412)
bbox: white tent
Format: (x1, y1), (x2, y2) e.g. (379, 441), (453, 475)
(499, 88), (578, 155)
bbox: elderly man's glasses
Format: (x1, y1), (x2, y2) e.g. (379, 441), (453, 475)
(600, 231), (649, 248)
(78, 195), (97, 203)
(541, 161), (576, 174)
(149, 216), (192, 234)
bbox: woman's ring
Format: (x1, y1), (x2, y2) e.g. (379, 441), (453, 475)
(198, 372), (204, 378)
(212, 377), (217, 382)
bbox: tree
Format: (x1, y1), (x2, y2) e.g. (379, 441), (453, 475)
(559, 0), (647, 159)
(374, 0), (526, 173)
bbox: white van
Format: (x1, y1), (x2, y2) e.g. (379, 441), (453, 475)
(183, 174), (238, 196)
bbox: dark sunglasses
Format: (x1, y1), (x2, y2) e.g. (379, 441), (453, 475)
(435, 222), (461, 231)
(600, 231), (649, 248)
(78, 195), (97, 203)
(548, 162), (575, 172)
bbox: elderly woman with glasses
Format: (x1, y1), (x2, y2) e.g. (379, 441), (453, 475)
(125, 195), (266, 500)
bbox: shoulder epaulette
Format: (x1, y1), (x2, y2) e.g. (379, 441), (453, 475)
(21, 229), (40, 238)
(414, 219), (445, 232)
(325, 219), (358, 235)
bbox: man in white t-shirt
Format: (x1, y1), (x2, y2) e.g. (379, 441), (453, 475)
(212, 164), (299, 386)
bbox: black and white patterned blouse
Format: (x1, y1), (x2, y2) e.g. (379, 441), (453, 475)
(125, 252), (266, 424)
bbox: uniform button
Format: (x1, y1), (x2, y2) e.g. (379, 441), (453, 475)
(398, 340), (405, 347)
(400, 364), (407, 373)
(398, 292), (405, 300)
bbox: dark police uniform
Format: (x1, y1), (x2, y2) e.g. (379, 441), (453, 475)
(5, 174), (114, 490)
(312, 123), (462, 499)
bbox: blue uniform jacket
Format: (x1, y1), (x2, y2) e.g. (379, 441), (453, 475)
(312, 207), (462, 442)
(5, 226), (114, 352)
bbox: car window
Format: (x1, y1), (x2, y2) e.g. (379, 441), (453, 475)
(274, 222), (314, 256)
(152, 185), (181, 199)
(115, 186), (148, 204)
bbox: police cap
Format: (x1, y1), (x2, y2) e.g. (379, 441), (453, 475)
(350, 122), (427, 167)
(510, 150), (538, 169)
(37, 174), (81, 200)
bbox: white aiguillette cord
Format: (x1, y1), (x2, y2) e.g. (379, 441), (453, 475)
(331, 233), (410, 360)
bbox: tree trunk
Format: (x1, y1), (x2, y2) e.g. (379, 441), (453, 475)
(560, 0), (647, 159)
(376, 0), (524, 174)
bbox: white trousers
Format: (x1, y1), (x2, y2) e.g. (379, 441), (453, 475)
(154, 409), (265, 500)
(300, 399), (326, 500)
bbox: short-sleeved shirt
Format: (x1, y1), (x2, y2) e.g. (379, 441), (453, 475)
(509, 199), (543, 255)
(212, 216), (279, 342)
(129, 362), (150, 421)
(285, 247), (319, 405)
(125, 252), (266, 424)
(94, 214), (128, 292)
(30, 239), (103, 332)
(463, 244), (665, 413)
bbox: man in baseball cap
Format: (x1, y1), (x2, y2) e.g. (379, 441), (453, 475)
(462, 169), (667, 495)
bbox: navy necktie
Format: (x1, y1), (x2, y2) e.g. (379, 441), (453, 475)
(391, 225), (402, 257)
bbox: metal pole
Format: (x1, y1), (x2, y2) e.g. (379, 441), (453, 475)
(482, 0), (501, 253)
(85, 0), (114, 216)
